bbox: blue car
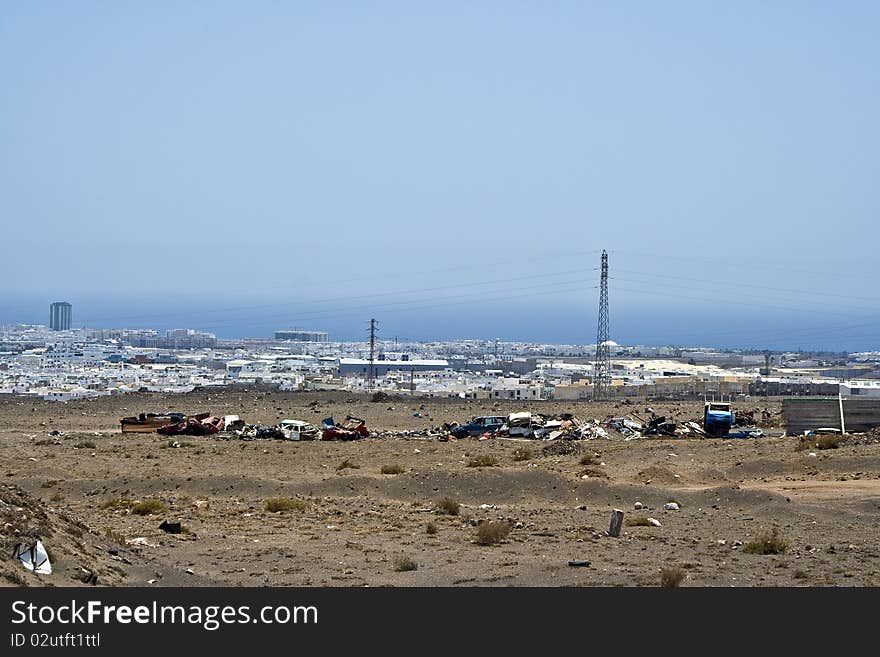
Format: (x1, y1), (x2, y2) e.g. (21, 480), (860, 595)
(451, 416), (507, 438)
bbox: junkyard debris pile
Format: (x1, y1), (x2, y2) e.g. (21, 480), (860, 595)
(119, 401), (774, 443)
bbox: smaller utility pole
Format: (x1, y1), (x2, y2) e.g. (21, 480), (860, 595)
(367, 318), (379, 390)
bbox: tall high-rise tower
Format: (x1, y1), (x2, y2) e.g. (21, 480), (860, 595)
(49, 302), (72, 331)
(592, 251), (610, 400)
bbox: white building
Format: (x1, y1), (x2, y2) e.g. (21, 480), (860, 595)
(840, 381), (880, 398)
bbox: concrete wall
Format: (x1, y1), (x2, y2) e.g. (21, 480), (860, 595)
(783, 397), (880, 433)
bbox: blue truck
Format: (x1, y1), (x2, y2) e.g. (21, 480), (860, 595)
(703, 402), (735, 438)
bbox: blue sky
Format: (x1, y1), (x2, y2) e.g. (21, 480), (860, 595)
(1, 2), (878, 348)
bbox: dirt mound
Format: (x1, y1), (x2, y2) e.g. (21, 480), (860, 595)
(635, 465), (683, 485)
(0, 484), (131, 587)
(694, 467), (731, 483)
(541, 441), (585, 457)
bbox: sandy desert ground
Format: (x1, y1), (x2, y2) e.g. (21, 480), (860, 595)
(2, 387), (879, 587)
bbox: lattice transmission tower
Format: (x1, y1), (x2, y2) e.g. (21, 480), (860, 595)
(592, 250), (610, 401)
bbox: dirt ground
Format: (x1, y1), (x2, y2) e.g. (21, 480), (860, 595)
(2, 387), (879, 587)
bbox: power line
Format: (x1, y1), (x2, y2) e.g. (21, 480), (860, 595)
(611, 248), (875, 283)
(611, 269), (879, 308)
(106, 278), (600, 332)
(59, 266), (601, 326)
(612, 284), (866, 319)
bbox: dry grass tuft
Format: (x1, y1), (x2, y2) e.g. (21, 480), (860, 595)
(435, 497), (460, 516)
(426, 522), (438, 535)
(625, 517), (654, 527)
(264, 497), (307, 513)
(336, 458), (359, 471)
(475, 520), (511, 546)
(660, 566), (686, 587)
(512, 447), (533, 462)
(393, 555), (418, 572)
(796, 434), (843, 451)
(816, 435), (842, 450)
(131, 499), (167, 516)
(380, 464), (405, 475)
(743, 527), (789, 555)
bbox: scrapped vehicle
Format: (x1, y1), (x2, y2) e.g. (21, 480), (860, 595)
(120, 412), (186, 433)
(279, 419), (320, 441)
(503, 412), (542, 438)
(158, 414), (224, 436)
(450, 416), (507, 438)
(223, 415), (245, 432)
(321, 416), (369, 441)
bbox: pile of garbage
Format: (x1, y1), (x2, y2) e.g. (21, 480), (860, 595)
(604, 409), (685, 440)
(223, 417), (323, 441)
(602, 405), (769, 440)
(732, 408), (778, 428)
(733, 409), (756, 426)
(528, 414), (609, 440)
(120, 403), (771, 444)
(605, 416), (644, 438)
(683, 421), (706, 436)
(119, 411), (365, 441)
(373, 426), (456, 440)
(642, 415), (677, 437)
(443, 412), (609, 441)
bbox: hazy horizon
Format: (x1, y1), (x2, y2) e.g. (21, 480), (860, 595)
(1, 276), (877, 352)
(3, 3), (878, 351)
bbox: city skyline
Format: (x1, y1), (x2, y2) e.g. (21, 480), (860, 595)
(2, 302), (874, 354)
